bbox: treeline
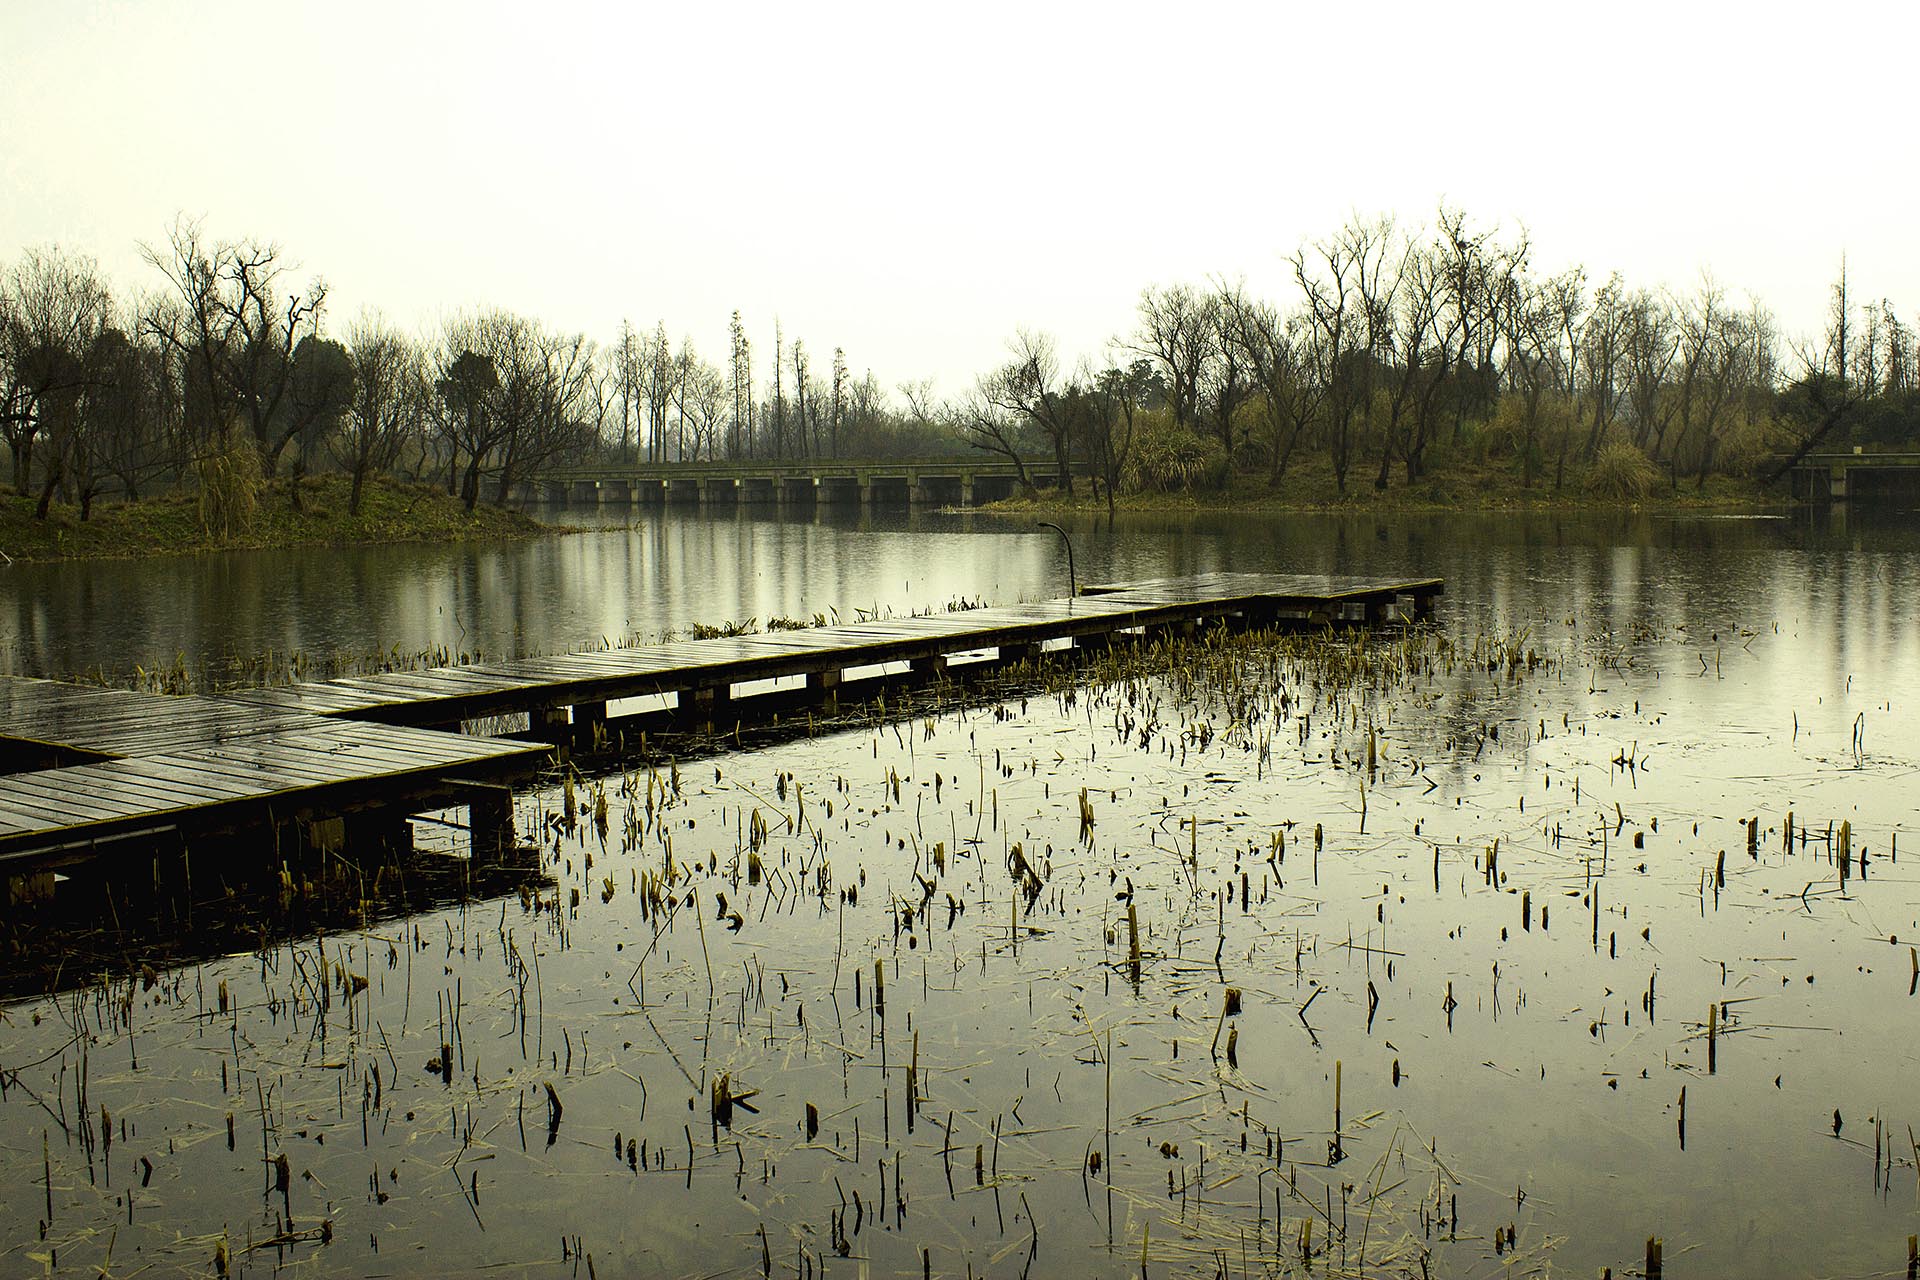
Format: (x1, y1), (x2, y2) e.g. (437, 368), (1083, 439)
(961, 210), (1918, 510)
(3, 210), (1915, 523)
(0, 218), (948, 522)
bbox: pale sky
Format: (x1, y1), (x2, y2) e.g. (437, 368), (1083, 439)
(3, 0), (1915, 396)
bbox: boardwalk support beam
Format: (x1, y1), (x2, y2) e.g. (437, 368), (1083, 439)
(463, 782), (516, 859)
(807, 669), (842, 708)
(679, 684), (733, 728)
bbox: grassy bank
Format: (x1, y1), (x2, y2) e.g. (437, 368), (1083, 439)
(986, 454), (1781, 516)
(0, 475), (553, 562)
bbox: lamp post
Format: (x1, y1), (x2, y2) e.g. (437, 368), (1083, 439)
(1036, 522), (1076, 600)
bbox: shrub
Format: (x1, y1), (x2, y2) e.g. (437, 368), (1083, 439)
(195, 433), (263, 538)
(1584, 439), (1660, 501)
(1125, 415), (1229, 492)
(1714, 414), (1793, 479)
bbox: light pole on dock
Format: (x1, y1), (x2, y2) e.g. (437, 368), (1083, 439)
(1036, 522), (1077, 601)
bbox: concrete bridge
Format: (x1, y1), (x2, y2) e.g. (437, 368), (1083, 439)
(521, 456), (1070, 508)
(1786, 450), (1920, 501)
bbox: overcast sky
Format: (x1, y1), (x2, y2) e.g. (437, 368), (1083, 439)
(4, 0), (1915, 395)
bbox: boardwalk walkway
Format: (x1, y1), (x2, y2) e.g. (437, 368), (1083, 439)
(221, 572), (1440, 730)
(0, 572), (1439, 885)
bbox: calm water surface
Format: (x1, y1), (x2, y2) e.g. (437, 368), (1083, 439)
(4, 503), (1915, 686)
(1, 503), (1917, 1278)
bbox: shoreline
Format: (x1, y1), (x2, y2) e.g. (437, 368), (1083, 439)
(4, 468), (1800, 565)
(974, 471), (1783, 517)
(0, 477), (561, 565)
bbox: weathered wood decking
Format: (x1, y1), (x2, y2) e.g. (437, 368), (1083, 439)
(219, 572), (1441, 730)
(0, 680), (543, 875)
(0, 572), (1440, 882)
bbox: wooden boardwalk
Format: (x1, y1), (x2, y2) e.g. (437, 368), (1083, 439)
(0, 572), (1438, 882)
(220, 572), (1441, 730)
(0, 682), (543, 874)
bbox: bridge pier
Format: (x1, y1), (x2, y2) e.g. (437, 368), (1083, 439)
(912, 475), (966, 506)
(971, 474), (1018, 503)
(863, 477), (910, 505)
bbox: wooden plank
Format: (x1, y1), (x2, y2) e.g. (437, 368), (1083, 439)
(0, 787), (115, 830)
(218, 686), (387, 713)
(138, 752), (347, 791)
(84, 760), (280, 804)
(64, 710), (323, 754)
(0, 773), (156, 822)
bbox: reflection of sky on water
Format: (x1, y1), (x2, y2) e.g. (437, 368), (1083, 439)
(2, 506), (1916, 715)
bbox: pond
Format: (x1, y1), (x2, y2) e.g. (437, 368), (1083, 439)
(1, 502), (1916, 1278)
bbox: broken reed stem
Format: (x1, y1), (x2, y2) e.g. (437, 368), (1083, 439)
(1126, 899), (1141, 983)
(694, 888), (716, 1004)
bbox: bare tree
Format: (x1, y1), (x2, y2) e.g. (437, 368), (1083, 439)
(984, 330), (1074, 494)
(614, 320), (640, 460)
(1498, 267), (1576, 488)
(1622, 291), (1680, 458)
(897, 377), (937, 431)
(1221, 292), (1323, 483)
(768, 318), (787, 459)
(432, 314), (503, 510)
(640, 321), (673, 463)
(1197, 283), (1253, 457)
(139, 218), (328, 475)
(950, 385), (1036, 488)
(1131, 283), (1213, 431)
(790, 338), (811, 459)
(1763, 264), (1866, 482)
(1576, 274), (1629, 460)
(830, 346), (847, 459)
(337, 313), (423, 513)
(1666, 281), (1755, 487)
(1081, 357), (1148, 514)
(82, 316), (173, 510)
(682, 357), (727, 459)
(1, 247), (114, 516)
(727, 310), (751, 459)
(1291, 218), (1388, 493)
(490, 320), (598, 503)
